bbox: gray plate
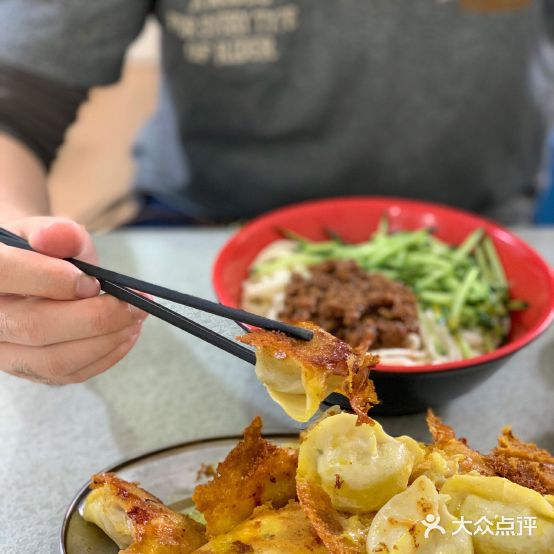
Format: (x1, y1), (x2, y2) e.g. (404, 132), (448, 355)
(60, 433), (297, 554)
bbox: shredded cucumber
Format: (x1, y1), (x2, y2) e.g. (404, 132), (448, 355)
(252, 217), (526, 357)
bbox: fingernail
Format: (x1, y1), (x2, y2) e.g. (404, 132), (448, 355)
(76, 274), (100, 298)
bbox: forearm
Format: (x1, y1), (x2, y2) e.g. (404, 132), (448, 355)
(0, 133), (49, 222)
(0, 63), (89, 223)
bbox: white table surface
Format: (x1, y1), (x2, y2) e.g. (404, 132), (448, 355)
(0, 227), (553, 553)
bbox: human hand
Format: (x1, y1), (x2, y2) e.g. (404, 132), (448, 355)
(0, 217), (146, 384)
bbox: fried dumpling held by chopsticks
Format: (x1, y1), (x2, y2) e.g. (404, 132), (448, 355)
(82, 473), (207, 554)
(237, 321), (379, 422)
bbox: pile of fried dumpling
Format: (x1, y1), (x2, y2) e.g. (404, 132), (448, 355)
(83, 409), (554, 554)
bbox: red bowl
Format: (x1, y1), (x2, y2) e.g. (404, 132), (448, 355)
(213, 197), (554, 413)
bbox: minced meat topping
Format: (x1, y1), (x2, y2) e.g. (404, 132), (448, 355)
(279, 259), (419, 350)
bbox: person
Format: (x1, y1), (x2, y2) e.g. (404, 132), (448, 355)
(0, 0), (552, 384)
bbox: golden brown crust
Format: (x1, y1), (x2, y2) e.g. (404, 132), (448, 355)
(237, 322), (379, 423)
(89, 473), (207, 554)
(425, 411), (554, 494)
(343, 351), (379, 425)
(495, 426), (554, 464)
(86, 412), (554, 554)
(484, 427), (554, 495)
(296, 481), (370, 554)
(425, 410), (494, 475)
(237, 322), (357, 377)
(192, 502), (329, 554)
(426, 410), (457, 444)
(192, 417), (298, 538)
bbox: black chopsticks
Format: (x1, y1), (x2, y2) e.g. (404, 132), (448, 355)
(0, 227), (313, 364)
(0, 227), (312, 340)
(101, 281), (256, 364)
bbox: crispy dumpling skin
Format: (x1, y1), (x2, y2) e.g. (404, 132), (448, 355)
(441, 474), (554, 554)
(192, 416), (298, 537)
(422, 411), (554, 495)
(82, 473), (207, 554)
(296, 479), (374, 554)
(485, 426), (554, 495)
(410, 411), (485, 489)
(191, 501), (329, 554)
(237, 322), (379, 422)
(423, 410), (494, 477)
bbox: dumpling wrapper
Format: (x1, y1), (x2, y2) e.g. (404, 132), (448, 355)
(237, 321), (379, 422)
(367, 475), (474, 553)
(82, 473), (207, 554)
(441, 474), (554, 554)
(297, 412), (423, 514)
(295, 412), (423, 553)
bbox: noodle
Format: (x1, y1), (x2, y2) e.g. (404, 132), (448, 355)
(241, 234), (511, 366)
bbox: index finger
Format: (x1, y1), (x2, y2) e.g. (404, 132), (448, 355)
(0, 243), (99, 300)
